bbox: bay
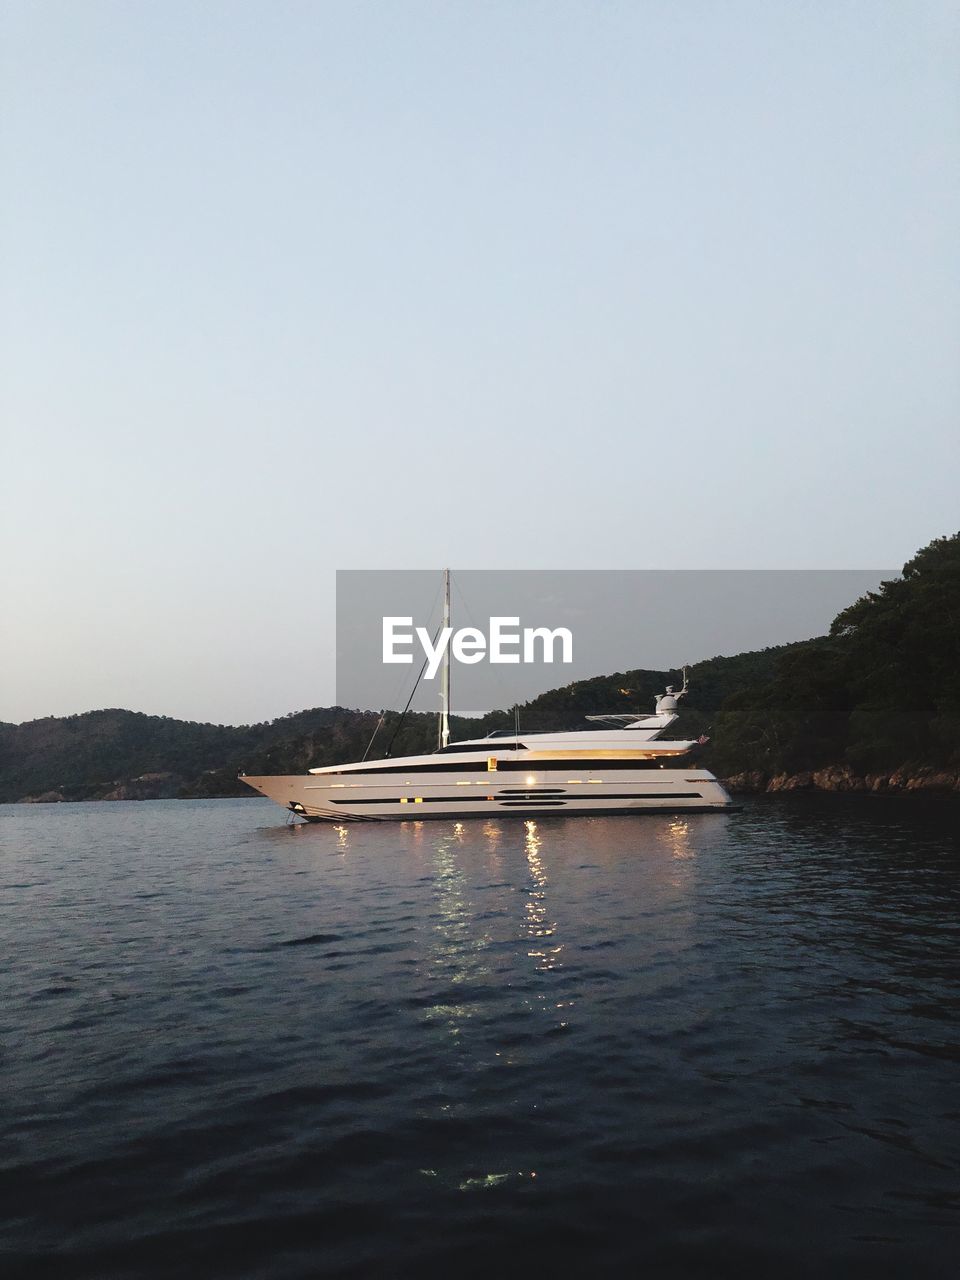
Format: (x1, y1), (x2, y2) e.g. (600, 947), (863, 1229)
(1, 797), (957, 1278)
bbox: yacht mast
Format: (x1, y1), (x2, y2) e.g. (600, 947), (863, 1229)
(439, 567), (451, 749)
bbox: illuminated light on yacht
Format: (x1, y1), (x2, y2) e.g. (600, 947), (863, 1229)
(240, 571), (735, 823)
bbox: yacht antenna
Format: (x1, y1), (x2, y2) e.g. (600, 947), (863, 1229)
(384, 621), (441, 757)
(439, 568), (451, 749)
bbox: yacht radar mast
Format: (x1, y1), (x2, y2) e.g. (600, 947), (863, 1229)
(654, 667), (689, 715)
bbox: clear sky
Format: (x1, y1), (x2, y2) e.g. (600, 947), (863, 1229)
(2, 1), (958, 725)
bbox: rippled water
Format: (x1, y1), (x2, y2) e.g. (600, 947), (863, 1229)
(1, 797), (958, 1278)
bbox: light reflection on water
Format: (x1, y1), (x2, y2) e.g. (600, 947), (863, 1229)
(425, 827), (493, 1038)
(523, 820), (563, 974)
(1, 796), (958, 1279)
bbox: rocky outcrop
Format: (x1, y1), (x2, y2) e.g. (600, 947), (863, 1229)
(21, 790), (66, 803)
(722, 771), (768, 793)
(768, 766), (868, 792)
(723, 767), (960, 795)
(876, 767), (960, 793)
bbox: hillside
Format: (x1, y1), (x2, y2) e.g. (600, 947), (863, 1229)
(3, 533), (957, 801)
(709, 532), (960, 787)
(0, 707), (479, 804)
(1, 646), (798, 804)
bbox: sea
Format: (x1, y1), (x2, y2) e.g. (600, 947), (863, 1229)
(1, 796), (958, 1279)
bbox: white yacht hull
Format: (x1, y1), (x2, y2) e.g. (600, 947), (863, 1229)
(241, 766), (733, 822)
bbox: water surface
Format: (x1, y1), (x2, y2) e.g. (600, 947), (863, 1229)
(1, 797), (958, 1278)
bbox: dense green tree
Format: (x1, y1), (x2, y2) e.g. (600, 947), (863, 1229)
(710, 533), (960, 776)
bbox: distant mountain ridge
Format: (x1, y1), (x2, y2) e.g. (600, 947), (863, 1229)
(3, 534), (958, 801)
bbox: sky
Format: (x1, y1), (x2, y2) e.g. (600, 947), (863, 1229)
(2, 1), (958, 725)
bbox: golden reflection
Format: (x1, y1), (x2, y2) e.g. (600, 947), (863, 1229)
(481, 820), (505, 877)
(524, 821), (563, 972)
(425, 830), (492, 1039)
(666, 818), (693, 858)
(482, 821), (502, 849)
(661, 818), (696, 892)
(333, 824), (350, 850)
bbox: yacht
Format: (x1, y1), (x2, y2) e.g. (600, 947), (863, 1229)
(240, 572), (735, 822)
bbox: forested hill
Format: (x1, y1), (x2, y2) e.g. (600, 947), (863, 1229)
(3, 533), (958, 801)
(0, 707), (479, 804)
(0, 649), (791, 804)
(709, 532), (960, 787)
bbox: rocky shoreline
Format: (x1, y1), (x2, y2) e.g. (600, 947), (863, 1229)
(723, 765), (960, 795)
